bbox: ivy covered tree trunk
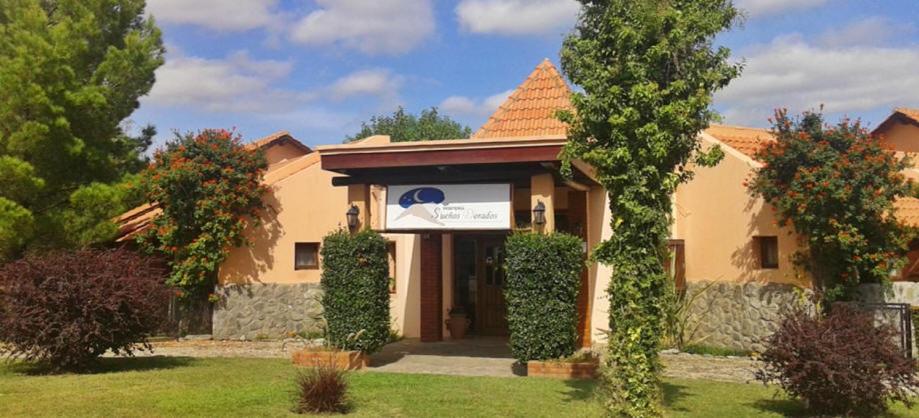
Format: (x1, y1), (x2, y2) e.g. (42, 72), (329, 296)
(595, 178), (675, 416)
(559, 1), (740, 416)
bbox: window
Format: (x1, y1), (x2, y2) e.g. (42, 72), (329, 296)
(387, 241), (397, 293)
(295, 243), (319, 270)
(755, 236), (779, 269)
(514, 210), (532, 230)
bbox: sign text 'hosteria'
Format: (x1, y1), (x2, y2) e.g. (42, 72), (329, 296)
(384, 184), (511, 230)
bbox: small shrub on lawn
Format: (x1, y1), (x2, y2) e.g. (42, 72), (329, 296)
(293, 364), (349, 414)
(0, 248), (171, 372)
(320, 229), (390, 354)
(756, 303), (917, 416)
(504, 232), (585, 362)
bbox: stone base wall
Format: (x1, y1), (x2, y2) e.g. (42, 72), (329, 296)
(687, 281), (919, 353)
(686, 281), (808, 352)
(212, 283), (324, 340)
(856, 282), (919, 306)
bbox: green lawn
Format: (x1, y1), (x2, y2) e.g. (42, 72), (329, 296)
(0, 357), (915, 417)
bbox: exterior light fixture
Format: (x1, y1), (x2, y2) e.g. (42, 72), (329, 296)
(533, 201), (546, 227)
(346, 205), (360, 230)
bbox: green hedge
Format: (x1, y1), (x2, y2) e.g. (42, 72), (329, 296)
(504, 232), (585, 362)
(320, 229), (390, 354)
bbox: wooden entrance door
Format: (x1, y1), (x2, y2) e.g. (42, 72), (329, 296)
(478, 236), (508, 336)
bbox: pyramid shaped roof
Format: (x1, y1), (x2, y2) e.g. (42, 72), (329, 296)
(472, 59), (574, 139)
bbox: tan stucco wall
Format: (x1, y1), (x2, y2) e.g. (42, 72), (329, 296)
(382, 233), (421, 339)
(217, 132), (813, 345)
(674, 135), (805, 286)
(879, 122), (919, 153)
(264, 142), (309, 169)
(218, 152), (423, 338)
(587, 186), (613, 343)
(219, 158), (351, 285)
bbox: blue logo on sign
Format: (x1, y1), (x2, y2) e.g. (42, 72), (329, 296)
(399, 187), (446, 208)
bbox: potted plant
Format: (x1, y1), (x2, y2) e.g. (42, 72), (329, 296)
(445, 306), (471, 339)
(292, 346), (369, 370)
(527, 351), (600, 379)
(292, 330), (370, 370)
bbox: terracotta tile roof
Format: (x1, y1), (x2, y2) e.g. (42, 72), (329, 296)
(703, 124), (919, 226)
(896, 108), (919, 124)
(245, 130), (311, 153)
(895, 197), (919, 228)
(873, 108), (919, 136)
(114, 204), (161, 243)
(472, 59), (574, 139)
(114, 131), (315, 242)
(703, 124), (775, 160)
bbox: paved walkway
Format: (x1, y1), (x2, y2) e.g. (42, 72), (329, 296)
(661, 353), (758, 383)
(138, 339), (313, 358)
(134, 338), (758, 382)
(367, 337), (520, 377)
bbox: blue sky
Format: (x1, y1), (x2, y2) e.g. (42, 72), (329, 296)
(133, 0), (919, 148)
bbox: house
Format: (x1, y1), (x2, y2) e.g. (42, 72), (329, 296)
(116, 60), (919, 351)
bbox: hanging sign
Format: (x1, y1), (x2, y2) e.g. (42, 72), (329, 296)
(385, 184), (511, 230)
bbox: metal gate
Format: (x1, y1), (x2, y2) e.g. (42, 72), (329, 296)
(854, 302), (913, 358)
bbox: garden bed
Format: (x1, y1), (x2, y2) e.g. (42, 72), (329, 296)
(527, 353), (599, 379)
(291, 349), (368, 370)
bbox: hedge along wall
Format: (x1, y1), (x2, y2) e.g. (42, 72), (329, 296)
(504, 232), (585, 362)
(320, 229), (390, 354)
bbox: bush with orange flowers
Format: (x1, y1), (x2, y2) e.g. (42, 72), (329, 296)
(749, 110), (912, 302)
(139, 130), (267, 297)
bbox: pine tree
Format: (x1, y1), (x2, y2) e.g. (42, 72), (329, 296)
(0, 0), (164, 258)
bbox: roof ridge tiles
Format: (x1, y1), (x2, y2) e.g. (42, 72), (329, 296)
(472, 59), (574, 139)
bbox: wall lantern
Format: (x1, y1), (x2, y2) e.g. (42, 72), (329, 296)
(532, 201), (546, 227)
(346, 205), (360, 230)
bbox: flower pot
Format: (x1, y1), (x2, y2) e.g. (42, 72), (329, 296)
(291, 349), (368, 370)
(445, 309), (471, 339)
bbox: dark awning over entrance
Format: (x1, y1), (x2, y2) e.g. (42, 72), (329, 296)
(317, 136), (597, 188)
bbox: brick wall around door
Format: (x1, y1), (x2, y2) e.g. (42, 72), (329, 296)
(419, 233), (443, 342)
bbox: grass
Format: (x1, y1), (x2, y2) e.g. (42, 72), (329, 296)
(0, 356), (915, 417)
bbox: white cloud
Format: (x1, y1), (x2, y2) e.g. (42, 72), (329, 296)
(735, 0), (829, 18)
(715, 37), (919, 126)
(262, 108), (356, 133)
(817, 17), (913, 48)
(289, 0), (434, 55)
(456, 0), (579, 36)
(328, 69), (403, 106)
(144, 51), (311, 113)
(146, 0), (280, 31)
(440, 90), (513, 117)
(439, 96), (478, 115)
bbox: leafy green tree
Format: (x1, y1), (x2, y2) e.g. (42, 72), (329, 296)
(749, 110), (911, 303)
(0, 0), (164, 259)
(139, 130), (268, 297)
(345, 107), (471, 142)
(559, 1), (741, 415)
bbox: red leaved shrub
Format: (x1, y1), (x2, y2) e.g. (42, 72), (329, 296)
(0, 248), (171, 372)
(756, 303), (917, 416)
(293, 363), (350, 414)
